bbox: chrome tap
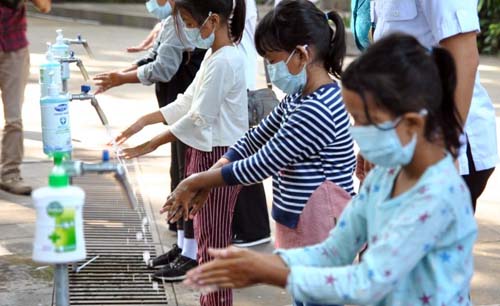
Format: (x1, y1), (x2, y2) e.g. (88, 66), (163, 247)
(58, 51), (90, 81)
(63, 34), (94, 58)
(62, 150), (138, 210)
(70, 85), (109, 126)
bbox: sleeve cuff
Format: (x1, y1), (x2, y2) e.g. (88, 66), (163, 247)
(221, 163), (240, 185)
(436, 9), (480, 42)
(137, 66), (154, 86)
(224, 148), (244, 162)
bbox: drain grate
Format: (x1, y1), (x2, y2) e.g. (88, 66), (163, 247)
(68, 174), (169, 306)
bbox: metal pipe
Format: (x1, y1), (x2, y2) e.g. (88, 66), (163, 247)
(63, 35), (94, 58)
(55, 264), (70, 306)
(70, 92), (109, 127)
(62, 160), (138, 210)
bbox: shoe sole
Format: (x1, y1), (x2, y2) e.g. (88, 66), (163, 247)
(233, 237), (272, 248)
(152, 274), (187, 282)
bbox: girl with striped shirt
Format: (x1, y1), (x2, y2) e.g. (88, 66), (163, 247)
(164, 0), (356, 282)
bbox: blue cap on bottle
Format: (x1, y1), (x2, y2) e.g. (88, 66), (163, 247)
(102, 150), (110, 162)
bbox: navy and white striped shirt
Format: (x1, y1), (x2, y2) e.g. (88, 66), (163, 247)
(221, 83), (356, 228)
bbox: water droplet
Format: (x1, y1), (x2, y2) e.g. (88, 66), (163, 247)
(126, 238), (129, 245)
(143, 251), (151, 264)
(148, 274), (151, 283)
(136, 232), (143, 241)
(152, 281), (159, 292)
(132, 274), (135, 282)
(142, 217), (148, 226)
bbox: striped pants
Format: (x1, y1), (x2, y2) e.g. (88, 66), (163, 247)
(185, 147), (241, 306)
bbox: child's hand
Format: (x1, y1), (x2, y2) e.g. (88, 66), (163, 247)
(183, 247), (267, 289)
(161, 176), (201, 222)
(113, 119), (146, 145)
(119, 141), (156, 159)
(93, 72), (122, 94)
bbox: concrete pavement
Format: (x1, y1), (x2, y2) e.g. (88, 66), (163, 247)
(0, 16), (499, 306)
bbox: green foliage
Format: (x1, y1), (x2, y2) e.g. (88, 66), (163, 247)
(478, 0), (500, 55)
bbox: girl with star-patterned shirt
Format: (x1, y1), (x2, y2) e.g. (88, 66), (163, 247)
(181, 34), (478, 306)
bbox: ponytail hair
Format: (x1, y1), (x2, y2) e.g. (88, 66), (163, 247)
(229, 0), (246, 44)
(174, 0), (246, 44)
(255, 0), (346, 79)
(342, 33), (463, 158)
(325, 11), (346, 79)
(431, 47), (462, 158)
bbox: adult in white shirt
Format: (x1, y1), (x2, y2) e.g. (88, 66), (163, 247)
(372, 0), (498, 211)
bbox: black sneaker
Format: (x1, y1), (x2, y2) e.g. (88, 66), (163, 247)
(152, 255), (198, 282)
(147, 244), (182, 269)
(232, 236), (271, 248)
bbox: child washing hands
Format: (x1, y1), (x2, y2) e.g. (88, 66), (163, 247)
(179, 33), (478, 306)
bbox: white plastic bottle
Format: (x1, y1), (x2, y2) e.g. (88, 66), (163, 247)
(32, 153), (86, 264)
(40, 73), (72, 156)
(39, 43), (62, 97)
(52, 29), (71, 81)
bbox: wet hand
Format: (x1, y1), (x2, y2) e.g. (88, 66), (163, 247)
(184, 247), (262, 289)
(113, 119), (145, 146)
(161, 177), (201, 222)
(93, 72), (122, 94)
(119, 141), (156, 159)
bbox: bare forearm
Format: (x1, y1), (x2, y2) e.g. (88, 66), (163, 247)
(140, 111), (166, 126)
(440, 32), (479, 125)
(258, 254), (290, 288)
(31, 0), (51, 13)
(118, 71), (141, 85)
(122, 64), (138, 73)
(149, 129), (177, 150)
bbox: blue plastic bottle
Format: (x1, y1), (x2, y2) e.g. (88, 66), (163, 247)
(40, 43), (62, 97)
(40, 73), (72, 156)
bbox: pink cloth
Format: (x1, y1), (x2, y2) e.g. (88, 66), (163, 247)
(275, 180), (351, 249)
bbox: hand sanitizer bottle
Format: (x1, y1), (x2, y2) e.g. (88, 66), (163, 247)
(40, 43), (62, 98)
(52, 29), (71, 81)
(32, 153), (86, 264)
(40, 72), (72, 156)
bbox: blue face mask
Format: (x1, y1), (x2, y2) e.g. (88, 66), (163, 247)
(349, 118), (418, 168)
(145, 0), (172, 20)
(183, 14), (215, 50)
(267, 47), (308, 95)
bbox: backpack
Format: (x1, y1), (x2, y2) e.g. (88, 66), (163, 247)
(0, 0), (24, 10)
(247, 60), (279, 127)
(351, 0), (372, 51)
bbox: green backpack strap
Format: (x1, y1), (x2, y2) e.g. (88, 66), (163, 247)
(351, 0), (372, 51)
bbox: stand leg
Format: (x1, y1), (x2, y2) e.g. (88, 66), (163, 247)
(55, 264), (70, 306)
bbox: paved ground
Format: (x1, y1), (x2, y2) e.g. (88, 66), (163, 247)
(0, 16), (499, 306)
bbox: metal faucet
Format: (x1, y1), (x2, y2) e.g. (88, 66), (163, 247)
(61, 150), (138, 210)
(58, 51), (90, 81)
(70, 85), (109, 126)
(63, 34), (94, 58)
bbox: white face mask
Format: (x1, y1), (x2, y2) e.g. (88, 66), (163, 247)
(183, 13), (215, 50)
(145, 0), (172, 20)
(267, 46), (308, 95)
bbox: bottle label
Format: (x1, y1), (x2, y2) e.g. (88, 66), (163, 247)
(41, 102), (72, 154)
(46, 201), (77, 252)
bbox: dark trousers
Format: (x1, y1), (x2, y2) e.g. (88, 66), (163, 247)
(232, 182), (271, 240)
(462, 141), (495, 213)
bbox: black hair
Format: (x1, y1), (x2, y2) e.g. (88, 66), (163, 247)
(255, 0), (346, 79)
(174, 0), (246, 44)
(342, 33), (463, 158)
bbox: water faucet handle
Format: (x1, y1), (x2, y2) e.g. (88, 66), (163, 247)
(102, 150), (110, 162)
(81, 85), (91, 94)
